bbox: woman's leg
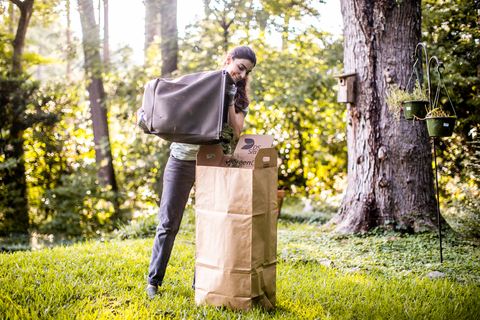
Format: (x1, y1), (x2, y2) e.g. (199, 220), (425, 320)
(147, 156), (196, 287)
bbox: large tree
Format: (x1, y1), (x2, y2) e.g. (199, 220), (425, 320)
(0, 0), (35, 235)
(143, 0), (177, 75)
(77, 0), (119, 218)
(144, 0), (160, 55)
(332, 0), (439, 233)
(103, 0), (109, 64)
(1, 0), (70, 235)
(159, 0), (177, 75)
(11, 0), (34, 71)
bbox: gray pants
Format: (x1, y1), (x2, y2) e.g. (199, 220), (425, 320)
(147, 156), (196, 287)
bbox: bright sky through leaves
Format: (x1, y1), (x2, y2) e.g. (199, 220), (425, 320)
(69, 0), (342, 64)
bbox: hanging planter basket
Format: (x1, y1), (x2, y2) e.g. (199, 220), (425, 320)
(403, 100), (428, 120)
(426, 116), (456, 137)
(400, 58), (429, 121)
(426, 65), (457, 137)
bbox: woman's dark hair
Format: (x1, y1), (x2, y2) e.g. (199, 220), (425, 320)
(222, 46), (257, 113)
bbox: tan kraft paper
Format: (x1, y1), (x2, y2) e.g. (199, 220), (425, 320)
(195, 134), (278, 310)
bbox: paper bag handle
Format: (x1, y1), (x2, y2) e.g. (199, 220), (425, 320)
(255, 148), (278, 169)
(196, 145), (224, 166)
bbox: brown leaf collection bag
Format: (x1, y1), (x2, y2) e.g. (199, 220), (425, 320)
(137, 70), (235, 144)
(195, 135), (278, 310)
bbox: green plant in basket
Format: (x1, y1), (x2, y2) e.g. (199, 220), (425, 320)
(385, 85), (409, 121)
(426, 107), (455, 118)
(386, 82), (428, 121)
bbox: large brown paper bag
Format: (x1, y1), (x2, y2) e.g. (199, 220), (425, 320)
(195, 135), (278, 310)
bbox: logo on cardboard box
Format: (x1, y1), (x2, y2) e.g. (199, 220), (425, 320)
(231, 134), (276, 168)
(241, 138), (261, 154)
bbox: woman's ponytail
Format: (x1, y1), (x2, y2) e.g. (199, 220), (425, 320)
(234, 78), (249, 113)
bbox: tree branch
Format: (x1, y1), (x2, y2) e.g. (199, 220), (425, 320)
(10, 0), (26, 10)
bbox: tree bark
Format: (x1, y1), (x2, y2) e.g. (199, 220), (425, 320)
(144, 0), (161, 55)
(160, 0), (177, 75)
(77, 0), (119, 218)
(11, 0), (34, 72)
(478, 8), (480, 77)
(333, 0), (439, 233)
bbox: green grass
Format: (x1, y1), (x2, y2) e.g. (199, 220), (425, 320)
(277, 224), (480, 283)
(1, 217), (480, 319)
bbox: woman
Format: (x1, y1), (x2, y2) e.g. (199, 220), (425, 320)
(146, 46), (257, 298)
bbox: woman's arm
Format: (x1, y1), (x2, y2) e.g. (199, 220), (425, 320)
(227, 104), (245, 140)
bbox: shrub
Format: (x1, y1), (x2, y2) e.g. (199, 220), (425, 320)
(446, 128), (480, 238)
(116, 214), (158, 240)
(116, 207), (196, 240)
(37, 165), (120, 238)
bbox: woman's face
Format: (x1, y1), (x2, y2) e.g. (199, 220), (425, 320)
(224, 56), (255, 83)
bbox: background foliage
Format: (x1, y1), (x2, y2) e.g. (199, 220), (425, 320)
(0, 0), (346, 238)
(421, 0), (480, 237)
(0, 0), (478, 238)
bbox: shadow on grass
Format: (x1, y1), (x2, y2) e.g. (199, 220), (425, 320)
(0, 233), (85, 253)
(278, 211), (334, 225)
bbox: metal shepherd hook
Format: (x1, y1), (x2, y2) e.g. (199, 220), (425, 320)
(414, 43), (444, 263)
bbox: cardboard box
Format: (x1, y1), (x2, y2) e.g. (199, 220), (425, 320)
(195, 134), (278, 310)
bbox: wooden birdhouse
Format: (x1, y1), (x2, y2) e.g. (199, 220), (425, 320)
(333, 71), (356, 103)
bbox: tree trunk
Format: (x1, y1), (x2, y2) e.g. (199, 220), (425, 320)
(220, 17), (233, 53)
(144, 0), (161, 55)
(3, 0), (35, 235)
(203, 0), (211, 17)
(77, 0), (119, 218)
(11, 0), (34, 72)
(160, 0), (178, 75)
(333, 0), (439, 233)
(103, 0), (109, 64)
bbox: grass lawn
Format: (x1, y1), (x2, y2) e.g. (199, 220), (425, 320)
(1, 214), (480, 319)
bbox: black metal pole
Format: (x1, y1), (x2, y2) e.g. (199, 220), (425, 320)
(415, 43), (430, 106)
(417, 43), (444, 263)
(433, 137), (443, 263)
